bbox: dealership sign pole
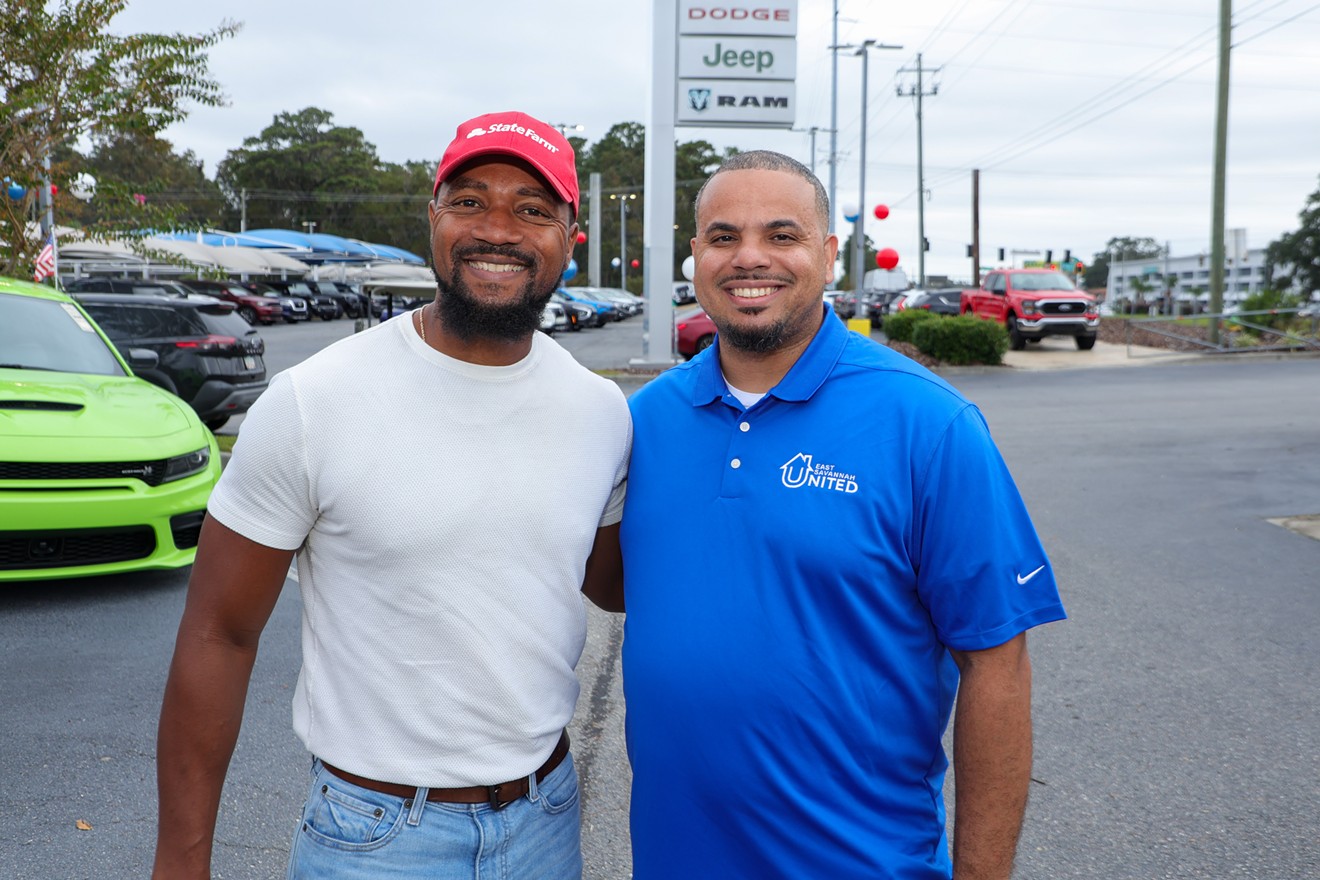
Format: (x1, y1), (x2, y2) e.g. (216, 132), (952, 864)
(637, 0), (799, 366)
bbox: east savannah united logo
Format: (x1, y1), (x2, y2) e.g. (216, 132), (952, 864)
(780, 453), (859, 494)
(688, 89), (712, 112)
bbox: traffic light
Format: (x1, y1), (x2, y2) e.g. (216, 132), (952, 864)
(966, 244), (974, 258)
(1064, 249), (1072, 263)
(923, 237), (930, 252)
(998, 248), (1005, 261)
(1045, 250), (1053, 264)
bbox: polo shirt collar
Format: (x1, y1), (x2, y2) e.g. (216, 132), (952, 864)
(689, 303), (848, 407)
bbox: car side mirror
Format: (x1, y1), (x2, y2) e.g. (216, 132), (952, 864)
(126, 348), (159, 370)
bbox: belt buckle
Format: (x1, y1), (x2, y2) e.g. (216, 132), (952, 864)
(487, 783), (514, 811)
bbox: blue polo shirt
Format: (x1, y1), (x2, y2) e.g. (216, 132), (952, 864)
(620, 308), (1065, 879)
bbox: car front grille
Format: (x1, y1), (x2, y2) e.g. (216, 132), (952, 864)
(1041, 300), (1092, 316)
(0, 526), (156, 570)
(0, 460), (170, 486)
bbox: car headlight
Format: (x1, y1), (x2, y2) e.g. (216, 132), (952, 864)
(1021, 299), (1039, 314)
(163, 447), (211, 483)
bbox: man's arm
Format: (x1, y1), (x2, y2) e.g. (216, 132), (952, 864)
(580, 523), (624, 613)
(152, 515), (294, 880)
(948, 632), (1034, 880)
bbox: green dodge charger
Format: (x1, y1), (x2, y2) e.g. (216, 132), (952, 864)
(0, 276), (221, 581)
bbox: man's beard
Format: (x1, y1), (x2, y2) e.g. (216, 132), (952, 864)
(717, 313), (792, 353)
(433, 245), (557, 342)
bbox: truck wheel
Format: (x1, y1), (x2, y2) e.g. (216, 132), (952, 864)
(1076, 333), (1097, 350)
(1007, 316), (1026, 350)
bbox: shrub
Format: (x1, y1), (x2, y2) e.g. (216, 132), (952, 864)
(1236, 288), (1305, 331)
(911, 315), (1009, 365)
(881, 308), (938, 342)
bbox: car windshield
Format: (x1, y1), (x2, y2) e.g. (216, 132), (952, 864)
(1011, 271), (1076, 291)
(0, 293), (126, 376)
(286, 283), (314, 295)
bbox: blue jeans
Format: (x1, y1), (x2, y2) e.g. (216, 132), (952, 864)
(287, 755), (582, 879)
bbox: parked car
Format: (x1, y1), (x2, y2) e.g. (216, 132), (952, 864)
(258, 279), (340, 320)
(541, 302), (571, 334)
(900, 288), (962, 316)
(676, 308), (717, 359)
(551, 290), (604, 328)
(960, 268), (1099, 350)
(0, 276), (221, 581)
(242, 281), (309, 322)
(307, 280), (367, 319)
(63, 276), (211, 302)
(181, 278), (283, 325)
(73, 292), (268, 431)
(558, 287), (621, 322)
(577, 286), (643, 317)
(673, 281), (696, 304)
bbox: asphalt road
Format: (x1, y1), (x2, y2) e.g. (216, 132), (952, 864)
(2, 314), (1317, 878)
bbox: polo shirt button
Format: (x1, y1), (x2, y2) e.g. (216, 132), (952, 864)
(731, 458), (741, 469)
(740, 422), (750, 432)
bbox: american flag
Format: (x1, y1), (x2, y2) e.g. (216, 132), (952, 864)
(33, 233), (56, 283)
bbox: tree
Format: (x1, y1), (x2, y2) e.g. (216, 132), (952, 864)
(575, 122), (724, 291)
(838, 231), (878, 290)
(0, 0), (237, 277)
(1084, 236), (1164, 289)
(1264, 176), (1320, 298)
(80, 132), (224, 228)
(215, 108), (385, 235)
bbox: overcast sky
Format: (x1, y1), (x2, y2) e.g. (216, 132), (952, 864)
(114, 0), (1320, 283)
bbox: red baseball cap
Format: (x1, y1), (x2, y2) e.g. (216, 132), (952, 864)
(433, 111), (579, 215)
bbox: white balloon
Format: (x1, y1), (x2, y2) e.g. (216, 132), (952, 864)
(841, 202), (860, 222)
(70, 172), (97, 202)
(681, 255), (695, 281)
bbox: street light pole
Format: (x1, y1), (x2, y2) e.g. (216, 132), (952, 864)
(839, 39), (902, 295)
(612, 193), (636, 291)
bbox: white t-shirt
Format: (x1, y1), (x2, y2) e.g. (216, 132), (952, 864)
(208, 313), (631, 787)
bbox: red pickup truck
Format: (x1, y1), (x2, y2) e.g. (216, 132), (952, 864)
(961, 268), (1099, 350)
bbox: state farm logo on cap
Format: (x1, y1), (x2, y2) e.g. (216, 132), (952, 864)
(436, 111), (578, 212)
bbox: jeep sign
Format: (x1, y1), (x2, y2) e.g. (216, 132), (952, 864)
(678, 36), (796, 80)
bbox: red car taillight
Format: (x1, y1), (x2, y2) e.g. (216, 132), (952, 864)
(175, 335), (238, 353)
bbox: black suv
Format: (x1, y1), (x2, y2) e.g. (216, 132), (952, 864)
(73, 293), (268, 430)
(63, 277), (208, 299)
(306, 280), (367, 319)
(259, 279), (340, 320)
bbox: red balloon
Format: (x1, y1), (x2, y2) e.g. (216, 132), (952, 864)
(50, 184), (59, 196)
(630, 259), (640, 268)
(576, 231), (587, 244)
(873, 204), (889, 220)
(876, 248), (900, 270)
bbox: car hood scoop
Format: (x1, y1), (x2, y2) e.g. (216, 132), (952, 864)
(0, 399), (84, 412)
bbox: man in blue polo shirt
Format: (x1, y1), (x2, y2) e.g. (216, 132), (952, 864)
(617, 151), (1066, 879)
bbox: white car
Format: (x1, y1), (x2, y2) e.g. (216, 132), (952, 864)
(541, 302), (570, 334)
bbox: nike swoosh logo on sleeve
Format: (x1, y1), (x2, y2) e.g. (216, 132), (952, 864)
(1016, 565), (1046, 585)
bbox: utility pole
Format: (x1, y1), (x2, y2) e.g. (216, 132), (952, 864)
(828, 0), (839, 242)
(240, 188), (248, 233)
(897, 54), (941, 289)
(971, 169), (980, 285)
(1208, 0), (1232, 344)
(791, 126), (833, 175)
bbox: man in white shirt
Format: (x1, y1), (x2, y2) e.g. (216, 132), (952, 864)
(153, 110), (630, 880)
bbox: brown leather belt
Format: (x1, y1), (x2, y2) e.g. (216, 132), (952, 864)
(321, 731), (570, 810)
